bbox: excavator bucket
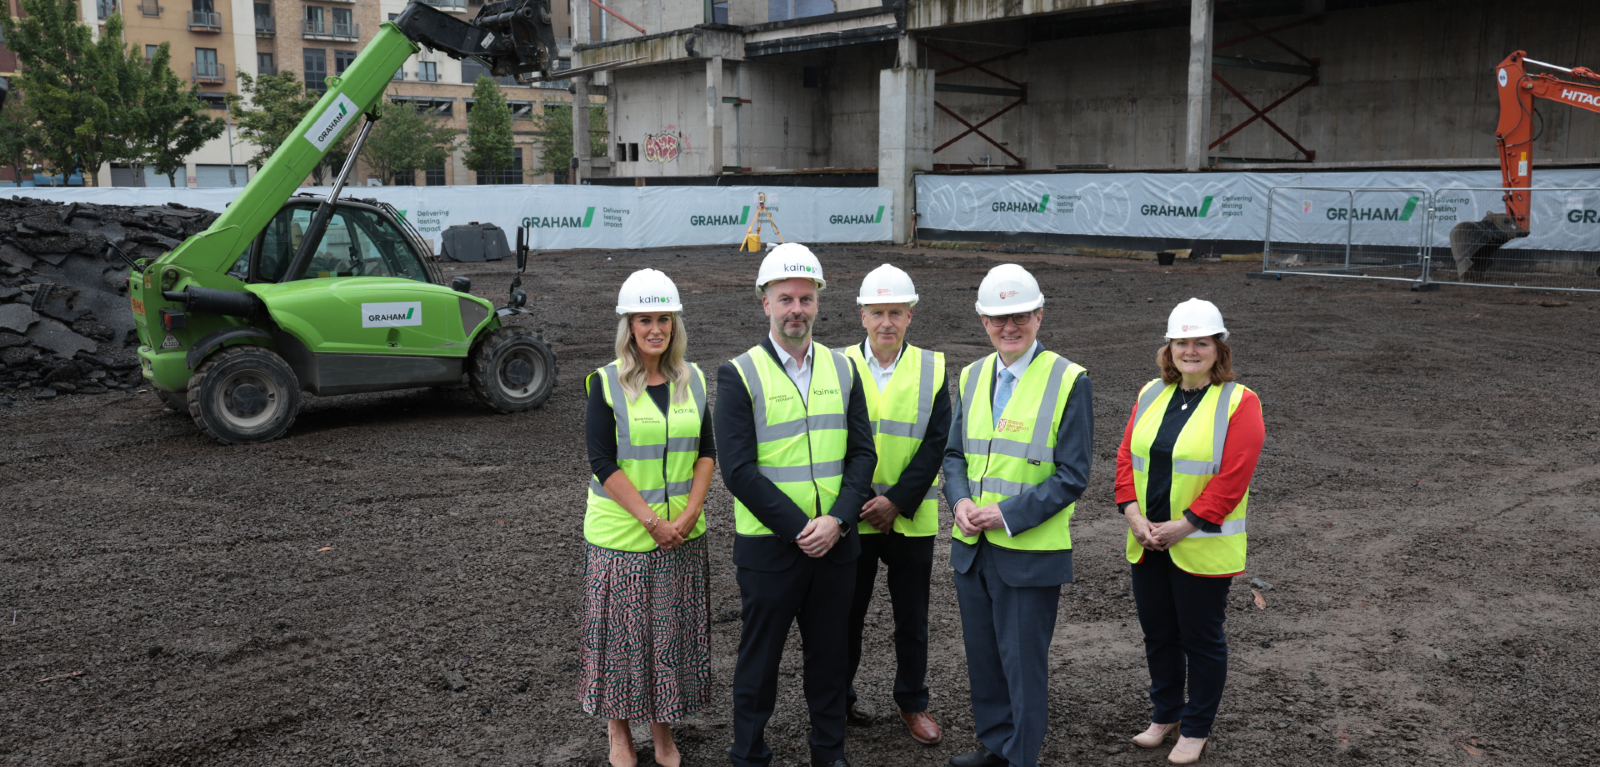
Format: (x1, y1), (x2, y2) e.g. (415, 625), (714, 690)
(1448, 213), (1526, 280)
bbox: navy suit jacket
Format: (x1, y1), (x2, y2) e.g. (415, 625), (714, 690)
(716, 337), (877, 572)
(943, 342), (1093, 588)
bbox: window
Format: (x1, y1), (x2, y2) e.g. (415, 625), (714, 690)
(418, 61), (437, 82)
(709, 0), (727, 23)
(425, 166), (446, 186)
(475, 148), (522, 185)
(195, 47), (220, 79)
(331, 7), (351, 35)
(145, 44), (159, 60)
(258, 51), (275, 76)
(768, 0), (832, 22)
(392, 66), (403, 81)
(192, 0), (212, 11)
(254, 2), (268, 17)
(629, 143), (638, 161)
(197, 92), (228, 109)
(304, 48), (327, 90)
(97, 0), (116, 18)
(304, 4), (322, 33)
(461, 57), (517, 86)
(254, 205), (430, 283)
(334, 48), (356, 75)
(391, 170), (416, 186)
(387, 12), (396, 20)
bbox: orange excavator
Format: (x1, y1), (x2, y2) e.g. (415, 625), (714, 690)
(1449, 51), (1600, 278)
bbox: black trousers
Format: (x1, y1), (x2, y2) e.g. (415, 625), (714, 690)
(730, 555), (855, 767)
(845, 531), (934, 714)
(1130, 548), (1233, 738)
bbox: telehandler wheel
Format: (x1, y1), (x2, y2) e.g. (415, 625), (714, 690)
(155, 389), (187, 413)
(187, 345), (301, 445)
(468, 326), (557, 413)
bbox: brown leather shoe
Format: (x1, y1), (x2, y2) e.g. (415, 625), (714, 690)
(901, 711), (942, 745)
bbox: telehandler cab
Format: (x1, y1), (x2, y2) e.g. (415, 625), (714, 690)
(126, 0), (630, 444)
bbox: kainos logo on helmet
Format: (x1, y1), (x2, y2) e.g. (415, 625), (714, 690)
(690, 206), (751, 226)
(523, 208), (596, 228)
(637, 295), (674, 304)
(992, 194), (1051, 213)
(361, 301), (423, 328)
(830, 206), (885, 225)
(785, 264), (816, 274)
(1325, 197), (1419, 222)
(1142, 196), (1215, 217)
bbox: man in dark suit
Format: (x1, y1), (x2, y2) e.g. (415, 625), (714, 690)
(716, 243), (877, 767)
(942, 264), (1093, 767)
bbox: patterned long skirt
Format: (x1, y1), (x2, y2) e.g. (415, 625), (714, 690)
(578, 535), (712, 722)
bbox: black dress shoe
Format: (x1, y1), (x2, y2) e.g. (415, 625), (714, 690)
(811, 759), (851, 767)
(949, 745), (1006, 767)
(847, 699), (876, 726)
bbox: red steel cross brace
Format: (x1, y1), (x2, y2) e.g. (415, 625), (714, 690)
(1209, 6), (1320, 161)
(923, 42), (1028, 169)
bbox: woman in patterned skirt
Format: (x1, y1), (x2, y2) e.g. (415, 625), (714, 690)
(581, 268), (716, 767)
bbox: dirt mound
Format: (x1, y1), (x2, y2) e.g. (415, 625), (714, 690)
(0, 196), (219, 403)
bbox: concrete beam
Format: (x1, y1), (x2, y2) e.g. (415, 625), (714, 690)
(707, 56), (724, 175)
(573, 75), (592, 182)
(1184, 0), (1213, 172)
(880, 56), (934, 244)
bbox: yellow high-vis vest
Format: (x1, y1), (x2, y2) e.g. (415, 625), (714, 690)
(583, 361), (708, 552)
(1124, 380), (1253, 575)
(730, 343), (853, 536)
(955, 350), (1086, 552)
(843, 343), (945, 536)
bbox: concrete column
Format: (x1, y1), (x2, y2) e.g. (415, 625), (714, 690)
(1184, 0), (1214, 171)
(706, 56), (724, 175)
(573, 77), (591, 183)
(879, 41), (934, 245)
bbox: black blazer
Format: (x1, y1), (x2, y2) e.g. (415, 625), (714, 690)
(716, 337), (877, 571)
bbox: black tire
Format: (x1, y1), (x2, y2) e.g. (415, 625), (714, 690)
(468, 326), (557, 413)
(155, 389), (187, 413)
(187, 345), (301, 445)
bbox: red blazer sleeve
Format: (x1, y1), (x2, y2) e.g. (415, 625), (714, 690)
(1187, 389), (1264, 525)
(1114, 396), (1140, 507)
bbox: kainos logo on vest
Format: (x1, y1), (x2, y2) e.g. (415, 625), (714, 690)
(812, 387), (840, 397)
(690, 206), (751, 226)
(361, 301), (423, 328)
(830, 206), (885, 225)
(1142, 196), (1215, 218)
(1325, 197), (1419, 222)
(992, 194), (1051, 213)
(995, 418), (1027, 434)
(523, 208), (596, 228)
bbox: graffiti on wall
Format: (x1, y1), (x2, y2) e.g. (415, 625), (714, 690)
(643, 126), (682, 163)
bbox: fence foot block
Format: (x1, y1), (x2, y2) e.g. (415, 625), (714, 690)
(1410, 282), (1441, 292)
(1245, 272), (1283, 280)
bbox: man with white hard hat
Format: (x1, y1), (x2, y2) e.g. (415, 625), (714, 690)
(715, 242), (877, 767)
(838, 264), (951, 746)
(942, 263), (1094, 767)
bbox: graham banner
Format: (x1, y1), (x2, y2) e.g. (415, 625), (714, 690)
(915, 169), (1600, 251)
(10, 185), (893, 252)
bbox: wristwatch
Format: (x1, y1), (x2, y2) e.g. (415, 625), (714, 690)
(834, 516), (850, 536)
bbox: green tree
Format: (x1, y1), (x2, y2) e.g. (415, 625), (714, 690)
(231, 70), (316, 170)
(139, 43), (226, 188)
(0, 89), (40, 186)
(462, 76), (514, 183)
(531, 103), (606, 178)
(2, 0), (142, 186)
(361, 97), (457, 184)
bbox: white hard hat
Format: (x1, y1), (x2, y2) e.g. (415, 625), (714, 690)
(616, 268), (683, 314)
(974, 263), (1044, 315)
(1166, 298), (1229, 341)
(756, 242), (826, 293)
(857, 264), (918, 306)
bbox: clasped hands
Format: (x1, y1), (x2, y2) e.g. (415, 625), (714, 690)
(796, 515), (842, 557)
(647, 510), (700, 551)
(1124, 503), (1198, 551)
(953, 499), (1006, 538)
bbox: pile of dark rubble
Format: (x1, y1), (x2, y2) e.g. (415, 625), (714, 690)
(0, 196), (219, 403)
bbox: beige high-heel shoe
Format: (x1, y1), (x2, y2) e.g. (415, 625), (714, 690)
(1167, 736), (1209, 765)
(1132, 722), (1179, 749)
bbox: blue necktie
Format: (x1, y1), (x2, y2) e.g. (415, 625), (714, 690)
(993, 369), (1016, 428)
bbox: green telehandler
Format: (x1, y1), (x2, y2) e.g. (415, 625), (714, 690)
(125, 0), (626, 444)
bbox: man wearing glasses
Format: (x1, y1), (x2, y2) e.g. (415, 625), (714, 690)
(942, 264), (1093, 767)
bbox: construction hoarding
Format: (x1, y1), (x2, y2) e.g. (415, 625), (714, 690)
(9, 185), (894, 252)
(914, 169), (1600, 251)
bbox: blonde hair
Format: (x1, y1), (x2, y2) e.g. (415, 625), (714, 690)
(614, 313), (691, 404)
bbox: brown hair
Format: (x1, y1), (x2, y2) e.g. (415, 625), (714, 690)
(1157, 336), (1236, 386)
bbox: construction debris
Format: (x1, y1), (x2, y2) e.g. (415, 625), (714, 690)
(0, 196), (220, 401)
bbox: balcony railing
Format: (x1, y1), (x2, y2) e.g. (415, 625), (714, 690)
(302, 19), (358, 40)
(422, 0), (466, 10)
(187, 9), (222, 31)
(259, 61), (277, 76)
(192, 61), (225, 84)
(255, 15), (274, 35)
(137, 0), (159, 16)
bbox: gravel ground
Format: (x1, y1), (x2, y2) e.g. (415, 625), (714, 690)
(3, 244), (1598, 767)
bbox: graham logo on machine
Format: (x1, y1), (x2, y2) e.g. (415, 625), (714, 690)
(304, 94), (360, 153)
(362, 301), (424, 328)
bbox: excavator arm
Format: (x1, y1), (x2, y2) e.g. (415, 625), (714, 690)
(1450, 51), (1600, 277)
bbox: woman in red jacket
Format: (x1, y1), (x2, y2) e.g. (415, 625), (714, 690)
(1116, 298), (1264, 765)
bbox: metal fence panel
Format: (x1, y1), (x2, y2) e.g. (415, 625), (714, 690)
(1423, 187), (1600, 293)
(1263, 186), (1430, 284)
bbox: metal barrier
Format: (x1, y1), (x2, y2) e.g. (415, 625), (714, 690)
(1260, 186), (1432, 286)
(1421, 187), (1600, 293)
